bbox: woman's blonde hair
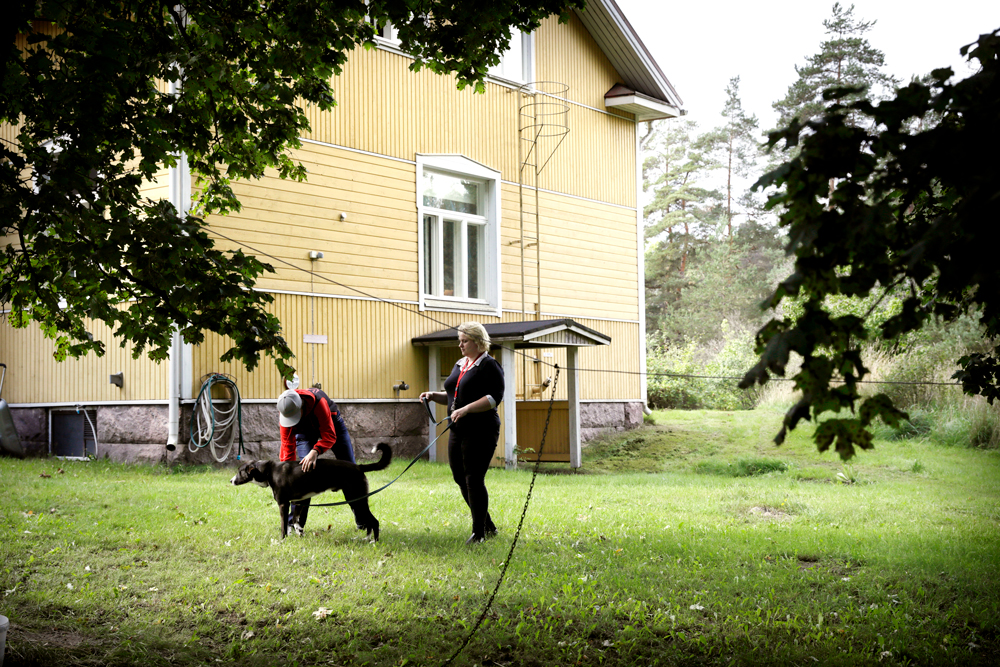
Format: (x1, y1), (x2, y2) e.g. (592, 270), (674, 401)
(457, 321), (491, 352)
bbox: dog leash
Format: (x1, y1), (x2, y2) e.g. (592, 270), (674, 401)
(308, 398), (451, 507)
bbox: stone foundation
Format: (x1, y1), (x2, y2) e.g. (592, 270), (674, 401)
(9, 407), (46, 457)
(7, 400), (643, 465)
(7, 402), (430, 467)
(580, 401), (645, 444)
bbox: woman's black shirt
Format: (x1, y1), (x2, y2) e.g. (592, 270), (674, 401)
(443, 353), (505, 436)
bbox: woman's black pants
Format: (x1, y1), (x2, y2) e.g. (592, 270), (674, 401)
(448, 423), (499, 537)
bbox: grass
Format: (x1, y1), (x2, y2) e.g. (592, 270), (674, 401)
(2, 406), (999, 666)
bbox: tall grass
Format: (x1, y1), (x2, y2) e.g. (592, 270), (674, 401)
(683, 338), (1000, 450)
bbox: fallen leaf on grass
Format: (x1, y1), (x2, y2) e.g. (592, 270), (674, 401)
(312, 607), (332, 620)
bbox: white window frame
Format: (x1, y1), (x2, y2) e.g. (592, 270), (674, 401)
(416, 154), (501, 317)
(488, 30), (534, 85)
(373, 19), (399, 45)
(363, 2), (401, 46)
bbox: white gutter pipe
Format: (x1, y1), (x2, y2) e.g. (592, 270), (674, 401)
(636, 120), (650, 413)
(166, 76), (189, 449)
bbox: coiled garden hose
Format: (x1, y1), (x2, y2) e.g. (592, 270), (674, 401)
(189, 373), (245, 462)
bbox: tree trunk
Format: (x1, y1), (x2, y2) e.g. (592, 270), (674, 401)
(727, 132), (734, 241)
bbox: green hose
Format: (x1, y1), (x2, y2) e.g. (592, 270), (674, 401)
(189, 373), (246, 462)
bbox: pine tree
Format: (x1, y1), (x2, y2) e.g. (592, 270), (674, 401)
(699, 77), (761, 239)
(772, 3), (898, 130)
(642, 119), (723, 332)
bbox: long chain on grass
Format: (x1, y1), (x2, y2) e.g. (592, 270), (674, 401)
(441, 365), (561, 667)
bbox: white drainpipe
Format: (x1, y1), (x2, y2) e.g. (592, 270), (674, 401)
(167, 330), (182, 449)
(166, 86), (190, 445)
(636, 120), (651, 414)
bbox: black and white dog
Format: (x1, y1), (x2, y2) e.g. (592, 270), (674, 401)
(231, 443), (392, 540)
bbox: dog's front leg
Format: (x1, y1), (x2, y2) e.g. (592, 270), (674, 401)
(279, 502), (290, 539)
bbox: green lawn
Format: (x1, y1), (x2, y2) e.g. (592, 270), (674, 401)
(2, 407), (999, 666)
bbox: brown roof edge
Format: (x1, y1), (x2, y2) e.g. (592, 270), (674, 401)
(600, 0), (685, 107)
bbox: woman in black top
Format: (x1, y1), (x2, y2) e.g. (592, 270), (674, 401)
(420, 321), (505, 544)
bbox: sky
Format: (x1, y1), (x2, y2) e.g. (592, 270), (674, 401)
(615, 0), (1000, 132)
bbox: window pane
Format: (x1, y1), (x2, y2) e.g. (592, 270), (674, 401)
(467, 223), (483, 299)
(489, 30), (523, 82)
(443, 219), (457, 296)
(423, 215), (435, 296)
(422, 171), (479, 215)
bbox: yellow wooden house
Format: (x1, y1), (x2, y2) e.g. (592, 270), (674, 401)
(1, 0), (684, 467)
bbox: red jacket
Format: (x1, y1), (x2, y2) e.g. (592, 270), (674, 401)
(279, 389), (337, 462)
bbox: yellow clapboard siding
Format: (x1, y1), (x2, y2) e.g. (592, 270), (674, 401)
(2, 294), (642, 405)
(209, 225), (416, 258)
(190, 293), (641, 401)
(295, 27), (635, 209)
(4, 15), (648, 407)
(499, 312), (642, 401)
(0, 315), (169, 404)
(213, 204), (417, 240)
(231, 165), (415, 203)
(536, 13), (624, 113)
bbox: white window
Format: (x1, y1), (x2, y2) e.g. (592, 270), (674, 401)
(364, 2), (400, 45)
(373, 19), (399, 44)
(417, 155), (501, 316)
(488, 30), (534, 84)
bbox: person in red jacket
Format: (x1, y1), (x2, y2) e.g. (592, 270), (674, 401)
(276, 387), (356, 535)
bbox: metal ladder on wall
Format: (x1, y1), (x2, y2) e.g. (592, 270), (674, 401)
(515, 82), (569, 400)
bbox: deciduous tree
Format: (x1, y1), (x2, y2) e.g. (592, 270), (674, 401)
(741, 29), (1000, 460)
(1, 0), (580, 375)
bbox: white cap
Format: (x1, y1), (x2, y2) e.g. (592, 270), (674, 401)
(277, 389), (303, 428)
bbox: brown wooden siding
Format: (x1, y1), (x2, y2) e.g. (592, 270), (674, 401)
(516, 400), (570, 461)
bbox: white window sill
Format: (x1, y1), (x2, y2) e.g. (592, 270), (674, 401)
(422, 297), (498, 317)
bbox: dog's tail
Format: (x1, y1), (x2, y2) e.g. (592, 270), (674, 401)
(357, 442), (392, 472)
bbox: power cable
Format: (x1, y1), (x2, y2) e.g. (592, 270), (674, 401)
(206, 228), (962, 390)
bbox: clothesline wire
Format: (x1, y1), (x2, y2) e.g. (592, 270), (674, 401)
(204, 229), (964, 390)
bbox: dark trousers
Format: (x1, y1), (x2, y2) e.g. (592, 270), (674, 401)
(448, 423), (499, 536)
(290, 433), (355, 529)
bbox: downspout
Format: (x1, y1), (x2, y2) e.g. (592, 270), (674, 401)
(167, 330), (181, 450)
(167, 76), (190, 449)
(636, 120), (651, 415)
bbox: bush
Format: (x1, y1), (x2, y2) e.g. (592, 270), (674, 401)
(646, 326), (760, 410)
